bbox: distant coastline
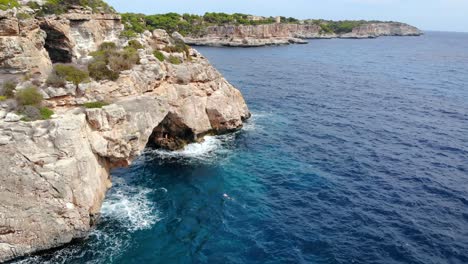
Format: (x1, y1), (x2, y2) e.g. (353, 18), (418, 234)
(121, 13), (423, 47)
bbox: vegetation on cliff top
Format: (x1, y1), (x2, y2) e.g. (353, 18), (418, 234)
(305, 19), (389, 34)
(88, 42), (140, 81)
(83, 101), (108, 109)
(12, 86), (55, 121)
(121, 12), (296, 37)
(120, 12), (388, 37)
(36, 0), (115, 15)
(0, 0), (19, 10)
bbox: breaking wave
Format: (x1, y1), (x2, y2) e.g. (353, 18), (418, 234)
(100, 177), (160, 232)
(13, 178), (159, 264)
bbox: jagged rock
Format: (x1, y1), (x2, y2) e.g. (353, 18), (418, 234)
(152, 29), (170, 42)
(0, 16), (19, 36)
(171, 31), (185, 43)
(85, 108), (110, 131)
(66, 13), (123, 60)
(0, 12), (51, 75)
(0, 115), (111, 262)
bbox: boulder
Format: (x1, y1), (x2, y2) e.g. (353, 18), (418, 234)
(4, 113), (21, 122)
(171, 31), (185, 43)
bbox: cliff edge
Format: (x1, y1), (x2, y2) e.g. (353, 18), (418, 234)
(0, 4), (249, 262)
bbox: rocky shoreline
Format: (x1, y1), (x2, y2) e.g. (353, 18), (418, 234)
(0, 2), (421, 262)
(183, 22), (423, 47)
(0, 6), (249, 262)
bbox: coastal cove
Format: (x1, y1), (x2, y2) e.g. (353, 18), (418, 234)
(15, 32), (468, 263)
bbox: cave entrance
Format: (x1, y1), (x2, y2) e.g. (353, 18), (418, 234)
(146, 112), (196, 151)
(40, 24), (73, 63)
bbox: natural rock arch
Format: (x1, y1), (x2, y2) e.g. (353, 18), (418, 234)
(146, 112), (196, 150)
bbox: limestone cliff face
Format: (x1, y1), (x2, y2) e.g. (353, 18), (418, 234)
(0, 114), (111, 262)
(0, 11), (249, 263)
(341, 22), (422, 38)
(64, 12), (123, 60)
(0, 6), (122, 75)
(184, 22), (422, 47)
(184, 23), (312, 47)
(0, 9), (51, 75)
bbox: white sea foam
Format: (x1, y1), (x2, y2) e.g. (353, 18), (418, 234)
(145, 135), (232, 162)
(242, 111), (269, 132)
(100, 178), (160, 232)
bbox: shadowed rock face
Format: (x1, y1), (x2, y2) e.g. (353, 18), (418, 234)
(0, 6), (122, 75)
(147, 112), (196, 150)
(40, 23), (73, 63)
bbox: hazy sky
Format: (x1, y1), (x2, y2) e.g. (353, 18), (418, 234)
(106, 0), (468, 32)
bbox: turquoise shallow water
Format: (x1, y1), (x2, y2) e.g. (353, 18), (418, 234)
(16, 32), (468, 264)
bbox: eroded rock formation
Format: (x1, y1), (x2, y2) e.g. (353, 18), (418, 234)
(0, 5), (122, 75)
(0, 9), (51, 75)
(0, 7), (249, 263)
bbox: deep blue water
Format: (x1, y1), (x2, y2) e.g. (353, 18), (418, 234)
(18, 32), (468, 264)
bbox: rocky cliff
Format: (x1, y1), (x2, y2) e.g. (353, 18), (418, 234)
(184, 22), (422, 47)
(0, 6), (249, 263)
(0, 6), (122, 75)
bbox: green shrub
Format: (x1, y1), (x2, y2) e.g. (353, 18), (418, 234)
(20, 105), (41, 121)
(88, 59), (119, 81)
(39, 0), (115, 15)
(88, 42), (139, 81)
(83, 101), (108, 109)
(0, 0), (19, 11)
(120, 30), (138, 39)
(121, 13), (147, 36)
(167, 55), (182, 65)
(108, 47), (140, 72)
(16, 87), (43, 106)
(26, 1), (40, 9)
(54, 64), (89, 89)
(163, 42), (189, 54)
(0, 96), (7, 101)
(40, 107), (54, 120)
(319, 24), (334, 34)
(98, 42), (118, 52)
(46, 72), (67, 88)
(127, 40), (144, 50)
(18, 106), (54, 121)
(16, 12), (32, 20)
(162, 41), (191, 61)
(1, 81), (16, 98)
(153, 50), (165, 62)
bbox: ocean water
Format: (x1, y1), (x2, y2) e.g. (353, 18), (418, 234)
(16, 32), (468, 264)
